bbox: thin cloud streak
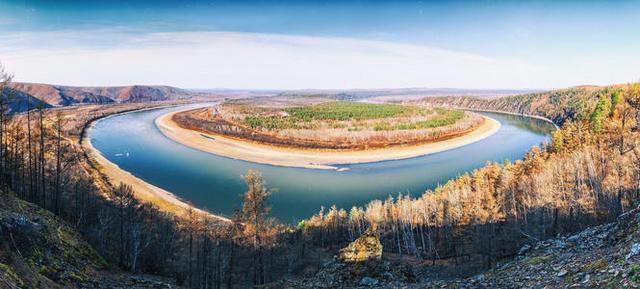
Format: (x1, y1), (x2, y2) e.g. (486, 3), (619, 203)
(0, 30), (586, 89)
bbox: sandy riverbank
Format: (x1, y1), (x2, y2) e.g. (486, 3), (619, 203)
(81, 109), (230, 222)
(156, 108), (502, 170)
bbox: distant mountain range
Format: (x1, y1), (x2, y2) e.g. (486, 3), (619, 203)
(1, 82), (544, 113)
(1, 86), (52, 113)
(277, 88), (540, 101)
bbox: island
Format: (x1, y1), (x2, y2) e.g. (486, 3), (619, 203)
(156, 100), (501, 169)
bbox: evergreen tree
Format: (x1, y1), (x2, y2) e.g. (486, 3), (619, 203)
(590, 94), (611, 132)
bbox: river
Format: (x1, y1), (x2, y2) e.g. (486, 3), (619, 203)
(89, 104), (555, 223)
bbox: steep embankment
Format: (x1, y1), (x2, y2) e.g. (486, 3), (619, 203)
(9, 82), (199, 107)
(0, 192), (177, 289)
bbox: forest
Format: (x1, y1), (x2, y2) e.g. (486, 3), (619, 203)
(242, 101), (422, 130)
(1, 60), (640, 288)
(285, 101), (415, 121)
(372, 108), (464, 131)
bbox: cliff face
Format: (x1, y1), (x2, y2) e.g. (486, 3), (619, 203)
(0, 192), (177, 289)
(9, 82), (198, 107)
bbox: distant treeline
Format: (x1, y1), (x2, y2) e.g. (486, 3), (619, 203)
(413, 86), (623, 126)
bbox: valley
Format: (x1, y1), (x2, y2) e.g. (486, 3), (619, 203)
(1, 2), (639, 286)
(1, 77), (639, 288)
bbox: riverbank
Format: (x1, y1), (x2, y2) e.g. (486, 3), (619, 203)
(80, 106), (230, 222)
(156, 108), (502, 170)
(461, 108), (559, 128)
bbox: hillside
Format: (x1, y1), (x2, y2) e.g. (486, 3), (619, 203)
(0, 192), (177, 289)
(0, 87), (52, 112)
(9, 82), (199, 107)
(410, 85), (624, 126)
(277, 88), (538, 101)
(274, 204), (640, 288)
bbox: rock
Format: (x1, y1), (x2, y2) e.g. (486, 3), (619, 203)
(391, 263), (416, 283)
(557, 270), (568, 277)
(518, 244), (532, 255)
(567, 234), (580, 243)
(381, 272), (394, 280)
(627, 243), (640, 261)
(338, 229), (383, 262)
(554, 240), (567, 249)
(360, 277), (379, 286)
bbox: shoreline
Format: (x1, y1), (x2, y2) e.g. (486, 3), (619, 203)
(460, 107), (559, 128)
(156, 107), (502, 170)
(80, 106), (231, 222)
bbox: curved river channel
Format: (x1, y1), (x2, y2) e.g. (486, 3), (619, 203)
(90, 104), (555, 223)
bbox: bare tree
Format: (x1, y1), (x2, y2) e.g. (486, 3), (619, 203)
(241, 170), (276, 286)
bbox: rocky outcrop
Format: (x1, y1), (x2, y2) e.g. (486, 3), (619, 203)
(424, 206), (640, 288)
(270, 230), (417, 288)
(273, 206), (640, 288)
(338, 230), (383, 262)
(271, 256), (416, 288)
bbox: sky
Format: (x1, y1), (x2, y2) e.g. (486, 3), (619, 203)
(0, 0), (639, 90)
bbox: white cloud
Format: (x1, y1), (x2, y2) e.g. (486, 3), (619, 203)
(0, 30), (587, 89)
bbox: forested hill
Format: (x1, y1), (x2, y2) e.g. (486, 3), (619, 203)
(0, 87), (52, 113)
(278, 201), (640, 288)
(413, 85), (621, 125)
(278, 88), (536, 101)
(7, 82), (201, 108)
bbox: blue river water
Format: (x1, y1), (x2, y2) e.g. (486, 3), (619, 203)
(90, 104), (554, 223)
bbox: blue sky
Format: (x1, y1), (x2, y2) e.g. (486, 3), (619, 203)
(0, 0), (639, 89)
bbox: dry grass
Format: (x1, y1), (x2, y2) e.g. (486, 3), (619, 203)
(177, 100), (483, 150)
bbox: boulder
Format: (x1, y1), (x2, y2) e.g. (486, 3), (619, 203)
(338, 229), (383, 262)
(359, 277), (379, 286)
(626, 242), (640, 261)
(518, 244), (532, 255)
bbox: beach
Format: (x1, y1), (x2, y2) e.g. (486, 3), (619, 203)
(81, 111), (230, 222)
